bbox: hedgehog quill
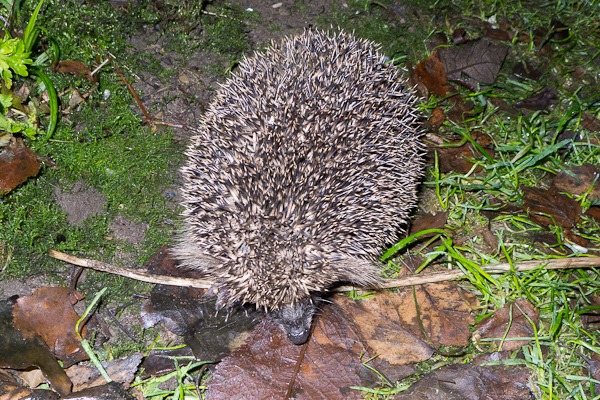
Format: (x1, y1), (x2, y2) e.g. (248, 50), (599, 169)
(175, 30), (425, 345)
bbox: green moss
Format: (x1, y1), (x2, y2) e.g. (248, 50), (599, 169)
(201, 5), (251, 57)
(323, 0), (435, 63)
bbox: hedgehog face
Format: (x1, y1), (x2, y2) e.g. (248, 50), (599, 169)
(270, 296), (320, 345)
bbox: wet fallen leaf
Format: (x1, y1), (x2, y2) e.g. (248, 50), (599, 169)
(511, 61), (543, 81)
(586, 206), (600, 224)
(411, 51), (451, 97)
(394, 364), (532, 399)
(140, 247), (261, 361)
(409, 212), (449, 236)
(474, 299), (539, 351)
(139, 347), (195, 379)
(522, 186), (581, 228)
(0, 368), (60, 400)
(206, 302), (388, 400)
(446, 98), (476, 123)
(579, 294), (600, 331)
(483, 24), (513, 42)
(425, 107), (445, 131)
(437, 38), (508, 89)
(66, 353), (142, 391)
(552, 164), (600, 203)
(435, 132), (495, 174)
(401, 283), (478, 347)
(61, 381), (134, 400)
(582, 111), (600, 132)
(0, 298), (72, 395)
(13, 286), (88, 367)
(338, 293), (434, 365)
(452, 28), (468, 44)
(0, 138), (40, 195)
(588, 352), (600, 382)
(55, 60), (98, 83)
(515, 87), (558, 110)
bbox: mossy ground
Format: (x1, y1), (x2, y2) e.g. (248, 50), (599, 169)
(0, 0), (599, 398)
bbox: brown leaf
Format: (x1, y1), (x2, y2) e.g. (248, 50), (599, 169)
(483, 26), (514, 42)
(437, 38), (508, 89)
(395, 364), (532, 400)
(474, 299), (539, 351)
(581, 111), (600, 132)
(13, 287), (88, 367)
(206, 303), (381, 400)
(511, 61), (543, 81)
(349, 284), (478, 351)
(411, 52), (451, 97)
(140, 247), (261, 361)
(425, 107), (445, 131)
(0, 299), (72, 395)
(0, 369), (60, 400)
(552, 164), (600, 203)
(452, 28), (469, 44)
(55, 60), (97, 83)
(66, 353), (142, 391)
(63, 381), (133, 399)
(435, 131), (495, 174)
(580, 294), (600, 330)
(588, 352), (600, 382)
(0, 138), (40, 195)
(409, 212), (449, 236)
(515, 87), (558, 110)
(522, 186), (582, 228)
(446, 98), (476, 123)
(586, 206), (600, 224)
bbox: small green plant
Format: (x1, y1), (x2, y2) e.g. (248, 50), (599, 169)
(0, 0), (58, 143)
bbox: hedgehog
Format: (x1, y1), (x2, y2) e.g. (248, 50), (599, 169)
(174, 29), (424, 345)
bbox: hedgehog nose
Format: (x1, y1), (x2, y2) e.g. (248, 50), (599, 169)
(287, 328), (310, 345)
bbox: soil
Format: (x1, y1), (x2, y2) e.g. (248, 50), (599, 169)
(128, 0), (340, 131)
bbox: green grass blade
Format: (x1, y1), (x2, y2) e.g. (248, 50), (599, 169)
(30, 66), (58, 139)
(381, 228), (448, 262)
(23, 0), (44, 53)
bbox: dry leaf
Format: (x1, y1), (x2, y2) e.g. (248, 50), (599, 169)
(435, 132), (495, 174)
(474, 299), (539, 351)
(411, 52), (451, 97)
(522, 186), (581, 228)
(140, 247), (261, 361)
(0, 368), (60, 400)
(346, 283), (478, 357)
(515, 87), (558, 110)
(13, 287), (88, 367)
(0, 138), (40, 195)
(552, 164), (600, 203)
(206, 303), (379, 400)
(55, 60), (97, 83)
(66, 353), (142, 391)
(395, 364), (532, 399)
(437, 38), (508, 89)
(0, 298), (72, 395)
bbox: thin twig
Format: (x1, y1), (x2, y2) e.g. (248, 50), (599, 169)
(48, 249), (213, 289)
(49, 250), (600, 292)
(108, 56), (154, 123)
(339, 256), (600, 291)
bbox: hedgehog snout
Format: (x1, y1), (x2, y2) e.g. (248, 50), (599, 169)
(271, 296), (320, 345)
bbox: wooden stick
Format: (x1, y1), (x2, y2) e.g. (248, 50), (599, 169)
(49, 249), (600, 291)
(48, 249), (213, 289)
(339, 256), (600, 291)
